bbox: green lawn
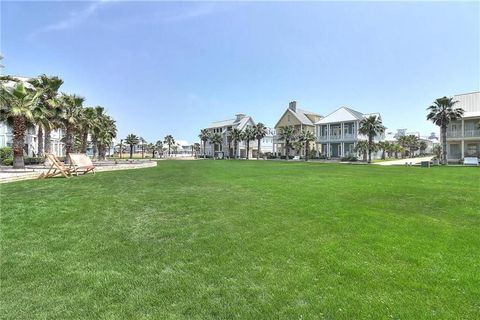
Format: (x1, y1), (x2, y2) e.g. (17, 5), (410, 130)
(1, 161), (479, 319)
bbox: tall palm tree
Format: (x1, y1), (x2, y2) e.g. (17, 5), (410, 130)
(298, 129), (316, 161)
(254, 123), (267, 160)
(198, 129), (210, 159)
(155, 140), (163, 158)
(78, 107), (96, 153)
(164, 135), (175, 156)
(96, 115), (116, 160)
(358, 115), (386, 163)
(125, 134), (139, 159)
(209, 133), (223, 158)
(139, 137), (147, 158)
(278, 125), (296, 160)
(406, 135), (420, 156)
(0, 80), (42, 168)
(28, 75), (64, 157)
(59, 93), (84, 160)
(242, 127), (256, 160)
(427, 97), (464, 165)
(229, 128), (243, 159)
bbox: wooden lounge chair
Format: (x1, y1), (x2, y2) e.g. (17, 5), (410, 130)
(39, 153), (72, 179)
(68, 153), (96, 176)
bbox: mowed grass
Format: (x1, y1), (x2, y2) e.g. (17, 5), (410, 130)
(1, 161), (479, 319)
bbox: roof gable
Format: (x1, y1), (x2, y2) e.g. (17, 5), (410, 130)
(316, 107), (363, 124)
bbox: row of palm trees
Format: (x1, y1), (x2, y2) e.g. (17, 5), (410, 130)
(121, 133), (201, 159)
(0, 74), (117, 168)
(198, 123), (269, 160)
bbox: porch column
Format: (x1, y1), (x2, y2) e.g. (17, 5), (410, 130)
(327, 143), (331, 157)
(462, 119), (465, 137)
(341, 122), (344, 140)
(461, 141), (464, 158)
(327, 124), (330, 141)
(341, 142), (344, 157)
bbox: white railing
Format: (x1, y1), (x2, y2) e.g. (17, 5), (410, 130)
(446, 131), (463, 138)
(464, 129), (480, 137)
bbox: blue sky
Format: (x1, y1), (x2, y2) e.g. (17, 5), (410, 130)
(2, 1), (479, 143)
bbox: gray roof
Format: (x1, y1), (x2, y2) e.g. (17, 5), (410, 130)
(208, 115), (254, 130)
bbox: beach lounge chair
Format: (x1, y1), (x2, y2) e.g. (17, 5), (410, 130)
(463, 157), (479, 166)
(68, 153), (96, 176)
(39, 153), (72, 179)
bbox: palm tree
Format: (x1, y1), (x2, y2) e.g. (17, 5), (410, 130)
(419, 141), (428, 155)
(0, 80), (42, 168)
(209, 133), (223, 158)
(155, 140), (163, 158)
(147, 143), (155, 158)
(427, 97), (464, 165)
(28, 75), (64, 157)
(297, 129), (316, 161)
(164, 135), (175, 156)
(354, 140), (369, 162)
(229, 128), (243, 159)
(88, 106), (107, 159)
(172, 144), (178, 156)
(377, 141), (390, 160)
(78, 107), (96, 153)
(198, 129), (210, 159)
(125, 134), (139, 159)
(254, 123), (267, 160)
(59, 93), (84, 160)
(358, 115), (386, 163)
(278, 125), (296, 160)
(242, 127), (256, 160)
(193, 143), (200, 158)
(96, 114), (116, 160)
(139, 137), (147, 158)
(406, 135), (420, 156)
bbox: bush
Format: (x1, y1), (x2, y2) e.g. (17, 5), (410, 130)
(341, 156), (358, 162)
(2, 158), (13, 166)
(0, 147), (13, 166)
(24, 157), (44, 165)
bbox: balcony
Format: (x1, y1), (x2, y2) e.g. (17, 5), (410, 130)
(447, 130), (480, 138)
(318, 133), (357, 142)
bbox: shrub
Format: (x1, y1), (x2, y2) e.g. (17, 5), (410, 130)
(24, 157), (44, 165)
(341, 156), (358, 162)
(0, 147), (13, 161)
(2, 158), (13, 166)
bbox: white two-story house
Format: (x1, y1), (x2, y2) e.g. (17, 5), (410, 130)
(202, 114), (256, 158)
(316, 107), (384, 159)
(445, 92), (480, 162)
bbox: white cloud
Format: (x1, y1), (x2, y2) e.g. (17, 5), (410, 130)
(29, 0), (113, 37)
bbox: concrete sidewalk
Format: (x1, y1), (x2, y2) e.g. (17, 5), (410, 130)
(373, 156), (434, 166)
(0, 160), (157, 184)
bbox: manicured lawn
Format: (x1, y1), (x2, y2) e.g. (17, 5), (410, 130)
(1, 161), (479, 319)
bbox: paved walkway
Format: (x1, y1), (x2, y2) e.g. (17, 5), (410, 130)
(373, 156), (434, 166)
(0, 160), (157, 184)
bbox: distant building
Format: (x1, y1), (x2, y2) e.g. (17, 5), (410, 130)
(202, 114), (256, 158)
(445, 91), (480, 161)
(316, 107), (384, 159)
(273, 101), (322, 157)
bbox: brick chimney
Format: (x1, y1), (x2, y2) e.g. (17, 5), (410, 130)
(289, 101), (297, 112)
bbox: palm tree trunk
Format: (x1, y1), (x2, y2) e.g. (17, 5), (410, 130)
(92, 137), (98, 160)
(37, 126), (44, 157)
(234, 141), (237, 159)
(81, 131), (88, 153)
(257, 139), (261, 160)
(65, 125), (74, 162)
(441, 125), (447, 165)
(44, 127), (52, 154)
(246, 141), (250, 160)
(130, 145), (133, 159)
(203, 141), (206, 159)
(12, 116), (26, 169)
(368, 136), (373, 163)
(305, 142), (309, 161)
(285, 140), (289, 161)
